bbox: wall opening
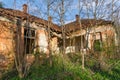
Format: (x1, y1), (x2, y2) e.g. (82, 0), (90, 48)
(24, 27), (35, 54)
(93, 40), (102, 51)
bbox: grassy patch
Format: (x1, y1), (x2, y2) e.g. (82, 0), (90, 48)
(2, 53), (120, 80)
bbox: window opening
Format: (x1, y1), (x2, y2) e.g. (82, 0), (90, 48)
(24, 27), (35, 54)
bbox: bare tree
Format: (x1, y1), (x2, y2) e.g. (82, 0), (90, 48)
(47, 0), (55, 66)
(0, 2), (3, 8)
(13, 0), (35, 78)
(78, 0), (85, 69)
(80, 0), (120, 70)
(60, 0), (66, 54)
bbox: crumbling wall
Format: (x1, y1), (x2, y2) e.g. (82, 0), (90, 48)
(0, 21), (15, 74)
(51, 37), (58, 53)
(85, 25), (115, 53)
(63, 25), (115, 54)
(36, 29), (48, 54)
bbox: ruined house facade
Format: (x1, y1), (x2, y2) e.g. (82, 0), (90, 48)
(0, 4), (61, 70)
(64, 15), (117, 53)
(0, 4), (117, 69)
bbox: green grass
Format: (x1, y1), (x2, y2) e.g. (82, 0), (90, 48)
(93, 62), (120, 80)
(2, 53), (120, 80)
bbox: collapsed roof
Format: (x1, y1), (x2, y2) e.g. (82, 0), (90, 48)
(0, 7), (61, 32)
(0, 5), (113, 35)
(65, 15), (112, 33)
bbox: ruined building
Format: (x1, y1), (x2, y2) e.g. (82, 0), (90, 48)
(64, 15), (117, 53)
(0, 4), (117, 70)
(0, 4), (61, 71)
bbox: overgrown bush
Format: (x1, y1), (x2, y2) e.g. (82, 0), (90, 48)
(1, 52), (120, 80)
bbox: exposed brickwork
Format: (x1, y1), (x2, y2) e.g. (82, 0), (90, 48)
(0, 21), (15, 72)
(23, 4), (28, 13)
(51, 37), (58, 53)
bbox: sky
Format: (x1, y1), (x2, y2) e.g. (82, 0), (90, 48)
(0, 0), (74, 24)
(0, 0), (120, 24)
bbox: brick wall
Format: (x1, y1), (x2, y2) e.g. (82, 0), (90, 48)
(0, 21), (15, 73)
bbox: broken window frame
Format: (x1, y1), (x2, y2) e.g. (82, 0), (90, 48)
(24, 27), (36, 54)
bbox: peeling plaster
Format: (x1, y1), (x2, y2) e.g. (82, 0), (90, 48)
(37, 29), (48, 53)
(0, 16), (10, 22)
(0, 43), (6, 51)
